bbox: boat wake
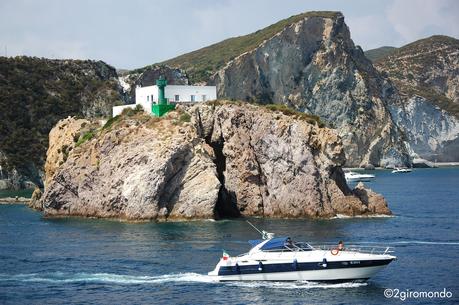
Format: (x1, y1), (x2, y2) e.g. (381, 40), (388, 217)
(358, 240), (459, 246)
(0, 272), (367, 289)
(0, 272), (214, 284)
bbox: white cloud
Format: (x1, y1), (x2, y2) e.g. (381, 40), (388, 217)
(386, 0), (459, 43)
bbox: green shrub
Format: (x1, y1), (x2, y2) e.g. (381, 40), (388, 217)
(103, 115), (120, 130)
(179, 112), (191, 123)
(76, 131), (95, 147)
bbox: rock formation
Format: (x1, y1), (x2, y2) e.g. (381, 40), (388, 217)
(374, 36), (459, 162)
(28, 187), (43, 210)
(39, 103), (391, 221)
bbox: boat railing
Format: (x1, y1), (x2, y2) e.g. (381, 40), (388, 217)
(310, 244), (395, 255)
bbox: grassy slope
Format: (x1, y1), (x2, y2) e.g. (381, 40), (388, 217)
(364, 46), (397, 62)
(145, 11), (340, 83)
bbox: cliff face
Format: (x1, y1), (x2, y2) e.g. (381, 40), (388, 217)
(375, 36), (459, 161)
(389, 97), (459, 161)
(208, 13), (409, 167)
(0, 56), (124, 189)
(39, 103), (390, 220)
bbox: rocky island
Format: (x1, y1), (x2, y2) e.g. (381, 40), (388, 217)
(34, 103), (390, 221)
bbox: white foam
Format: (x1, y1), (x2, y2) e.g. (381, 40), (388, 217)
(0, 272), (367, 289)
(333, 214), (395, 219)
(0, 272), (215, 284)
(357, 240), (459, 246)
(226, 281), (367, 289)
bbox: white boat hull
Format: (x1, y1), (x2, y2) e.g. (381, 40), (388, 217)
(210, 265), (388, 282)
(208, 235), (396, 282)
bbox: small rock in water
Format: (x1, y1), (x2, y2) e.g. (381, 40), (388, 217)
(364, 164), (375, 170)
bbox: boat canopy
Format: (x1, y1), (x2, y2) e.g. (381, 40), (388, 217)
(260, 237), (291, 251)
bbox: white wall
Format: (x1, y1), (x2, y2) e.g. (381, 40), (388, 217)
(112, 104), (137, 117)
(135, 85), (216, 104)
(164, 85), (217, 103)
(135, 86), (158, 111)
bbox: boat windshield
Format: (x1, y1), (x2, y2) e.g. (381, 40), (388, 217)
(260, 237), (313, 252)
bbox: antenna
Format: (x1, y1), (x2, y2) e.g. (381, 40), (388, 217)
(246, 220), (275, 240)
(246, 220), (263, 235)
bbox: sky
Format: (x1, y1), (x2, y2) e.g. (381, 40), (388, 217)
(1, 0), (458, 69)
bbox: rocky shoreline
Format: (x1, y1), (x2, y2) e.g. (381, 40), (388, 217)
(34, 103), (391, 221)
(0, 197), (30, 204)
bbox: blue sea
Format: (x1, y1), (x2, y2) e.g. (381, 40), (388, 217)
(1, 168), (458, 304)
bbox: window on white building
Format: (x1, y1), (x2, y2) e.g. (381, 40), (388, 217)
(175, 95), (180, 102)
(151, 94), (154, 101)
(147, 95), (149, 101)
(191, 95), (195, 102)
(202, 95), (207, 101)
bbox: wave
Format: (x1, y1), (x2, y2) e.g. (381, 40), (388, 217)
(0, 272), (214, 284)
(0, 272), (367, 289)
(357, 241), (459, 246)
(333, 214), (395, 219)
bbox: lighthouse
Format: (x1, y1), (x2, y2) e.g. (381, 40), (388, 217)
(151, 76), (175, 117)
(112, 75), (217, 117)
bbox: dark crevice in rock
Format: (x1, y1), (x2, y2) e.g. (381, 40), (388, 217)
(204, 132), (240, 219)
(330, 166), (352, 195)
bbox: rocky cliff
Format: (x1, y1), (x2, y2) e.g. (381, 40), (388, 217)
(38, 103), (390, 220)
(0, 56), (124, 189)
(375, 36), (459, 161)
(161, 12), (410, 167)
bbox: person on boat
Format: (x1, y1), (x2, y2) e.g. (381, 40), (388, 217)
(285, 237), (294, 248)
(338, 240), (345, 251)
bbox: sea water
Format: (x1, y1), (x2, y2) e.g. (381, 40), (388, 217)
(0, 168), (458, 304)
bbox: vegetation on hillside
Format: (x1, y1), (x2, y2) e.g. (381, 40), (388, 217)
(0, 56), (122, 178)
(364, 46), (397, 62)
(157, 11), (341, 83)
(374, 35), (459, 117)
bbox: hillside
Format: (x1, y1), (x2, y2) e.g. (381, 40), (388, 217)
(374, 35), (459, 117)
(0, 56), (124, 189)
(203, 12), (409, 167)
(364, 46), (397, 62)
(373, 35), (459, 161)
(159, 11), (341, 84)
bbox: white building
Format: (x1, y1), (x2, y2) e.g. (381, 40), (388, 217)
(113, 84), (217, 117)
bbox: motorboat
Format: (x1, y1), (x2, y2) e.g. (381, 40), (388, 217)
(392, 168), (412, 173)
(208, 223), (396, 282)
(344, 171), (375, 182)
